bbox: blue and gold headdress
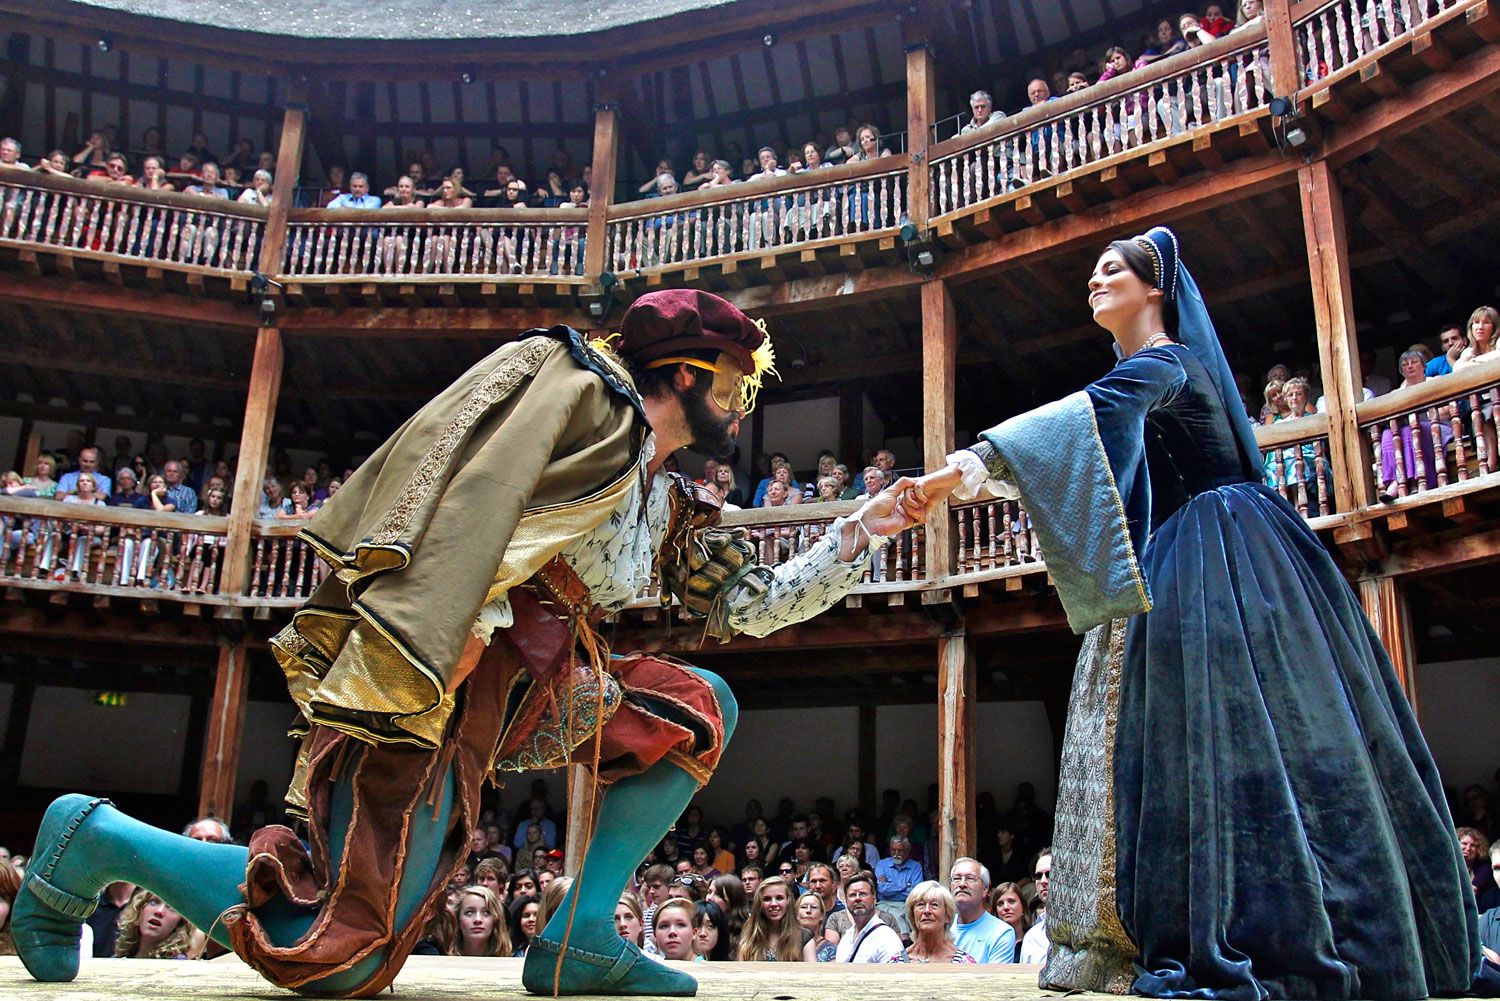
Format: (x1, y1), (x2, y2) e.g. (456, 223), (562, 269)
(1130, 226), (1261, 479)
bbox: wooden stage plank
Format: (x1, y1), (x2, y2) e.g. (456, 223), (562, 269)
(2, 956), (1077, 1001)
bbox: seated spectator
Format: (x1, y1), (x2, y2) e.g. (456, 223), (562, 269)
(1098, 46), (1133, 83)
(274, 481), (316, 520)
(794, 891), (834, 961)
(184, 162), (229, 198)
(1138, 19), (1187, 65)
(238, 169), (274, 206)
(1066, 71), (1090, 93)
(1260, 379), (1287, 424)
(1428, 325), (1466, 377)
(182, 816), (234, 843)
(1236, 0), (1264, 27)
(113, 888), (202, 959)
(429, 176), (473, 209)
(1377, 350), (1450, 501)
(888, 881), (974, 964)
(875, 837), (924, 902)
(222, 138), (257, 173)
(614, 892), (645, 948)
(139, 155), (173, 192)
(1455, 305), (1499, 370)
(0, 136), (31, 170)
(1179, 13), (1219, 48)
(1460, 828), (1497, 906)
(58, 447), (111, 498)
(949, 857), (1014, 963)
(258, 477), (291, 518)
(825, 126), (857, 166)
(989, 881), (1029, 961)
(694, 898), (733, 961)
(813, 475), (841, 501)
(682, 150), (713, 189)
(737, 875), (805, 961)
(651, 897), (698, 961)
(507, 870), (539, 907)
(89, 151), (136, 186)
(448, 166), (477, 199)
(72, 130), (112, 174)
(35, 148), (70, 175)
(639, 159), (676, 196)
(317, 164), (348, 206)
(143, 474), (176, 514)
(834, 873), (902, 962)
(513, 798), (559, 849)
(161, 460), (199, 513)
(386, 161), (431, 200)
(1, 471), (35, 496)
(451, 886), (513, 957)
(961, 91), (1002, 134)
(1202, 3), (1236, 36)
(856, 465), (886, 500)
(852, 124), (891, 161)
(1018, 849), (1051, 963)
(326, 171), (381, 210)
(25, 453), (58, 498)
(198, 482), (229, 516)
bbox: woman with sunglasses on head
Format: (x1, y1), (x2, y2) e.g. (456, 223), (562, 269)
(911, 227), (1477, 998)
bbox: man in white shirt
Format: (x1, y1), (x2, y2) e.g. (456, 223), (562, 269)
(950, 857), (1016, 963)
(1019, 847), (1052, 964)
(834, 874), (903, 962)
(1, 137), (32, 169)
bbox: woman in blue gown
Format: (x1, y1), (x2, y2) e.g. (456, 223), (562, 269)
(912, 227), (1478, 999)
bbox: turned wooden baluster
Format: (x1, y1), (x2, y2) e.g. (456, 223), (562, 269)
(1471, 393), (1492, 473)
(1366, 425), (1385, 496)
(290, 540), (309, 597)
(250, 537), (267, 596)
(186, 537), (206, 592)
(1390, 418), (1408, 497)
(1427, 406), (1449, 488)
(277, 538), (298, 597)
(1407, 411), (1429, 494)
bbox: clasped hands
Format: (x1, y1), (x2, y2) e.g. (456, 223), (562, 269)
(854, 463), (969, 538)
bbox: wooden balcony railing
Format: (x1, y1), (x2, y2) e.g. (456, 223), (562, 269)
(1295, 0), (1467, 83)
(721, 501), (926, 586)
(281, 206), (590, 281)
(0, 496), (230, 597)
(1255, 413), (1340, 518)
(928, 27), (1272, 222)
(604, 157), (909, 276)
(0, 171), (267, 274)
(953, 498), (1043, 575)
(1356, 365), (1500, 502)
(247, 521), (330, 601)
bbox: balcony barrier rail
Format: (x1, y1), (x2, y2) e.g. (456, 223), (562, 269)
(0, 497), (230, 596)
(1356, 365), (1500, 502)
(953, 498), (1043, 575)
(247, 522), (329, 600)
(281, 206), (590, 281)
(719, 501), (926, 585)
(1295, 0), (1467, 83)
(1256, 413), (1339, 518)
(604, 157), (909, 274)
(928, 28), (1272, 221)
(0, 171), (266, 274)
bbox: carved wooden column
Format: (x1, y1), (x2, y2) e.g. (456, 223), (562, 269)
(937, 629), (977, 877)
(1359, 575), (1420, 715)
(1262, 0), (1303, 101)
(1298, 159), (1374, 520)
(198, 640), (252, 819)
(921, 278), (957, 580)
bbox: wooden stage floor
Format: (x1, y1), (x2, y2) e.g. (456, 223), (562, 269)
(1, 955), (1088, 1001)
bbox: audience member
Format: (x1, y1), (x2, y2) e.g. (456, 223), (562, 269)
(949, 857), (1015, 963)
(653, 897), (699, 961)
(114, 887), (202, 959)
(889, 881), (975, 964)
(695, 899), (734, 960)
(834, 873), (902, 962)
(874, 836), (923, 902)
(452, 886), (513, 957)
(989, 881), (1030, 960)
(737, 875), (805, 961)
(613, 892), (645, 948)
(57, 447), (111, 498)
(1428, 325), (1466, 377)
(1018, 848), (1051, 963)
(0, 136), (30, 170)
(327, 172), (381, 210)
(961, 91), (1002, 134)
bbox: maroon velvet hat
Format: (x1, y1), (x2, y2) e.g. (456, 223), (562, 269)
(615, 289), (765, 376)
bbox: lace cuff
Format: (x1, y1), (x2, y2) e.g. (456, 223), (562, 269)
(946, 445), (1020, 502)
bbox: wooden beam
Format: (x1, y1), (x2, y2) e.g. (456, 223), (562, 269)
(221, 327), (285, 595)
(198, 641), (252, 820)
(905, 38), (936, 231)
(936, 629), (976, 877)
(1384, 525), (1500, 577)
(278, 306), (592, 336)
(1298, 159), (1374, 512)
(921, 279), (957, 580)
(718, 265), (920, 316)
(0, 272), (256, 329)
(1262, 0), (1301, 102)
(1357, 576), (1419, 716)
(259, 104), (307, 278)
(584, 96), (619, 281)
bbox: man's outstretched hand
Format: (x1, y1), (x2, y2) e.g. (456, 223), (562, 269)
(861, 476), (927, 537)
(892, 464), (966, 524)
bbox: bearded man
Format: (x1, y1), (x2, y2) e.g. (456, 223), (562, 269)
(15, 290), (914, 997)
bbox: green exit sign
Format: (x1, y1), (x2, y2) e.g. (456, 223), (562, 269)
(94, 692), (128, 708)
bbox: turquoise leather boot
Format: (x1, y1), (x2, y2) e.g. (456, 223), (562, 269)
(521, 667), (737, 997)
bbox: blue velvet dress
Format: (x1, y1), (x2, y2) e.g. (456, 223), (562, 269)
(975, 343), (1478, 1000)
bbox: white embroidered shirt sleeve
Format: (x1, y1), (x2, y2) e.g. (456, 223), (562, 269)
(724, 516), (870, 638)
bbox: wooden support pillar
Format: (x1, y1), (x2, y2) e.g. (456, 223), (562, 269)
(563, 764), (597, 876)
(857, 703), (877, 821)
(937, 630), (977, 878)
(839, 382), (865, 474)
(221, 327), (285, 594)
(921, 279), (957, 579)
(261, 103), (307, 278)
(1263, 0), (1303, 101)
(1359, 576), (1420, 716)
(1298, 159), (1374, 513)
(15, 420), (41, 478)
(198, 642), (252, 820)
(905, 38), (937, 230)
(583, 97), (620, 283)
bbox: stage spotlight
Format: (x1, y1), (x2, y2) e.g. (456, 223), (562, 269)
(1268, 95), (1294, 118)
(96, 37), (112, 53)
(762, 32), (775, 46)
(599, 270), (619, 291)
(460, 70), (475, 85)
(899, 220), (919, 244)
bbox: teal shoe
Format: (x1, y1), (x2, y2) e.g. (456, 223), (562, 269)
(13, 795), (114, 983)
(521, 936), (697, 997)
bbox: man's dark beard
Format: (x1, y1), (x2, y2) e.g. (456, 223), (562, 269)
(680, 379), (739, 458)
